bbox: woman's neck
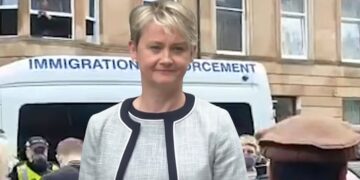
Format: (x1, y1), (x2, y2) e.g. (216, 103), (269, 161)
(133, 88), (185, 113)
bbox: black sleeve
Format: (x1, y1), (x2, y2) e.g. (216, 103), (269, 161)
(8, 165), (19, 180)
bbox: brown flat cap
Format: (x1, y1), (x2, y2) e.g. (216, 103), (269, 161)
(256, 115), (360, 162)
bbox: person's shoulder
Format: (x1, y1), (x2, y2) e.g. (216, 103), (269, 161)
(87, 102), (122, 127)
(92, 102), (122, 119)
(42, 166), (79, 180)
(12, 161), (26, 169)
(8, 161), (26, 179)
(194, 96), (228, 115)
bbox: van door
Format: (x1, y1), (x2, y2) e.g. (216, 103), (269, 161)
(213, 102), (254, 135)
(17, 103), (116, 161)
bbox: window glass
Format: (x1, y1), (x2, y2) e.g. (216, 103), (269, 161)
(30, 0), (72, 38)
(213, 103), (254, 135)
(89, 0), (94, 18)
(31, 0), (71, 13)
(31, 15), (72, 38)
(342, 0), (360, 18)
(0, 0), (17, 5)
(281, 0), (304, 13)
(216, 9), (242, 51)
(272, 96), (297, 122)
(281, 16), (306, 56)
(216, 0), (244, 52)
(341, 22), (360, 60)
(0, 9), (17, 35)
(341, 0), (360, 60)
(216, 0), (242, 9)
(18, 103), (115, 161)
(344, 100), (360, 124)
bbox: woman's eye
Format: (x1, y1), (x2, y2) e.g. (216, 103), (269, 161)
(150, 46), (161, 50)
(173, 47), (185, 52)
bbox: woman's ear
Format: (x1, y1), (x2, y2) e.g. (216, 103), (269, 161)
(128, 40), (137, 61)
(190, 45), (197, 59)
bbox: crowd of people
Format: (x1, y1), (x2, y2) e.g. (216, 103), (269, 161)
(1, 1), (360, 180)
(0, 135), (82, 180)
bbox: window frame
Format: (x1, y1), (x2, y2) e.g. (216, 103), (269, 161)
(0, 1), (18, 37)
(272, 96), (298, 122)
(341, 16), (360, 63)
(29, 0), (74, 40)
(86, 0), (99, 43)
(216, 0), (246, 55)
(280, 0), (308, 60)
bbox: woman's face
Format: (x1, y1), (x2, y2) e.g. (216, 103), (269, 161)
(129, 21), (194, 89)
(242, 144), (257, 155)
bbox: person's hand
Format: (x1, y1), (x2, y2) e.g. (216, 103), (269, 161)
(38, 10), (52, 20)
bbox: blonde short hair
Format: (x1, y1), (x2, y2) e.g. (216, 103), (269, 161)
(129, 1), (197, 46)
(240, 134), (259, 152)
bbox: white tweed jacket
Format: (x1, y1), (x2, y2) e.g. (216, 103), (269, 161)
(79, 93), (248, 180)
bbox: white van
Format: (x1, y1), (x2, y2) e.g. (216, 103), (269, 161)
(0, 55), (274, 160)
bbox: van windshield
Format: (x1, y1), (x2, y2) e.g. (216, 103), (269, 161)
(213, 103), (254, 135)
(18, 102), (253, 161)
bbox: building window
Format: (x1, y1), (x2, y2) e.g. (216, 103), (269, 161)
(272, 96), (297, 122)
(341, 0), (360, 61)
(143, 0), (157, 5)
(0, 0), (17, 36)
(30, 0), (73, 38)
(281, 0), (307, 58)
(143, 0), (175, 5)
(86, 0), (98, 43)
(344, 100), (360, 124)
(216, 0), (245, 53)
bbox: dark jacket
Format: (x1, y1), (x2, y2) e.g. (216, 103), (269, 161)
(8, 161), (55, 180)
(41, 161), (80, 180)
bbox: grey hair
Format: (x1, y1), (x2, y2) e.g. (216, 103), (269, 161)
(129, 1), (197, 46)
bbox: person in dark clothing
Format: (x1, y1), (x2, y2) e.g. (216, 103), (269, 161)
(41, 138), (83, 180)
(8, 136), (58, 180)
(33, 0), (53, 37)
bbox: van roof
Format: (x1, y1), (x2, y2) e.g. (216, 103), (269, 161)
(0, 56), (268, 87)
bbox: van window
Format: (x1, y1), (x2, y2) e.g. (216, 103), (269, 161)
(18, 103), (115, 161)
(213, 103), (254, 136)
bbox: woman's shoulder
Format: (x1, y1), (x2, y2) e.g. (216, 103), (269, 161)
(91, 103), (122, 120)
(87, 102), (123, 130)
(194, 97), (228, 115)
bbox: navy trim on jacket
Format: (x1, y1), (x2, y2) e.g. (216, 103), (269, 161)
(115, 93), (195, 180)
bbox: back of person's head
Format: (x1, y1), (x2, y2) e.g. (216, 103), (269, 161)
(56, 137), (83, 156)
(56, 137), (83, 167)
(129, 1), (197, 46)
(256, 115), (360, 180)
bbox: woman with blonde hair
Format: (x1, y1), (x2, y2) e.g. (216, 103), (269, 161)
(79, 1), (248, 180)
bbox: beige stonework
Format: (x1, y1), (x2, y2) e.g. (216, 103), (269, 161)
(312, 0), (339, 62)
(1, 0), (360, 120)
(301, 96), (342, 108)
(248, 0), (279, 58)
(74, 0), (87, 40)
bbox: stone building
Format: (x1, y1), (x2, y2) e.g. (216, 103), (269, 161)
(1, 0), (360, 122)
